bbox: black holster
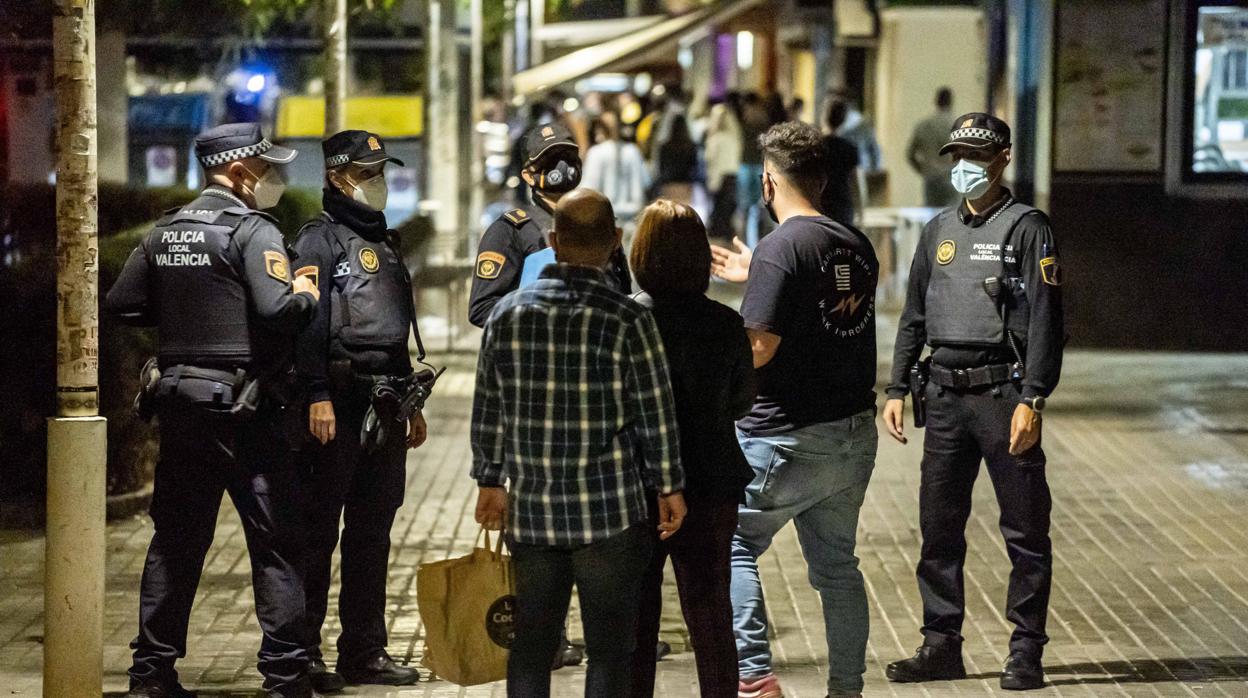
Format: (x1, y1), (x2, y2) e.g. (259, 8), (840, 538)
(909, 357), (932, 429)
(359, 367), (443, 454)
(133, 357), (163, 422)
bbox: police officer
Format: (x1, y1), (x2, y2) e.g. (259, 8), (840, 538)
(105, 123), (322, 698)
(882, 113), (1063, 692)
(291, 130), (427, 691)
(469, 122), (631, 328)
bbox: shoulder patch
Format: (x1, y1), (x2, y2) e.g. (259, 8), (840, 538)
(502, 208), (530, 226)
(936, 239), (956, 265)
(476, 251), (506, 280)
(264, 250), (290, 282)
(294, 265), (319, 288)
(359, 247), (381, 273)
(1040, 256), (1061, 286)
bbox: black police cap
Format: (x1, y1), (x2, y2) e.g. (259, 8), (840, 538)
(322, 129), (406, 169)
(195, 123), (297, 168)
(940, 113), (1012, 155)
(524, 122), (579, 167)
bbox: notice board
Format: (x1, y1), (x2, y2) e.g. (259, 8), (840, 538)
(1054, 0), (1167, 172)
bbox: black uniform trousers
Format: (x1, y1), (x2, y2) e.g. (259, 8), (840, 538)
(917, 379), (1053, 657)
(302, 378), (407, 667)
(130, 403), (309, 692)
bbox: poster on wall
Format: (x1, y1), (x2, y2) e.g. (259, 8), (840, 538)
(1054, 0), (1166, 172)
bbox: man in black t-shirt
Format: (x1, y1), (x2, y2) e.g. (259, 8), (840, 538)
(821, 99), (862, 226)
(711, 121), (878, 698)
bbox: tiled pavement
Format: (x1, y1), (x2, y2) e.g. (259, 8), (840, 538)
(4, 340), (1248, 697)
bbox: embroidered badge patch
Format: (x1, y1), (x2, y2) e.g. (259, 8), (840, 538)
(294, 265), (318, 288)
(1040, 256), (1061, 286)
(359, 247), (380, 273)
(264, 251), (290, 281)
(476, 251), (506, 280)
(936, 240), (957, 265)
(367, 136), (382, 151)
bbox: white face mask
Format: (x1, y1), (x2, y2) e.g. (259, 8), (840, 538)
(950, 157), (998, 200)
(350, 173), (389, 211)
(243, 164), (286, 210)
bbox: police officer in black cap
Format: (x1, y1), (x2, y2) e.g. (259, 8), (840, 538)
(882, 113), (1063, 691)
(290, 130), (426, 691)
(106, 123), (322, 698)
(468, 122), (631, 328)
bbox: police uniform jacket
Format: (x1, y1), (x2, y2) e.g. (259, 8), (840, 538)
(291, 188), (414, 404)
(105, 185), (317, 374)
(468, 201), (632, 328)
(888, 191), (1063, 401)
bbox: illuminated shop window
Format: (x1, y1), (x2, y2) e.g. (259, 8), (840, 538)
(1192, 4), (1248, 174)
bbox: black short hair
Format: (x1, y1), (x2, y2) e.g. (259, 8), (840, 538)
(759, 121), (827, 197)
(825, 99), (849, 131)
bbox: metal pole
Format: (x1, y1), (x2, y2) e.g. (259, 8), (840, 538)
(47, 1), (106, 695)
(324, 0), (348, 134)
(502, 0), (516, 104)
(529, 0), (544, 66)
(515, 0), (530, 73)
(470, 0), (485, 235)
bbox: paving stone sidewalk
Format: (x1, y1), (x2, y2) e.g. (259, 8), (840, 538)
(3, 344), (1248, 697)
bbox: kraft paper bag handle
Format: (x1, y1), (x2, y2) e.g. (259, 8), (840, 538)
(475, 526), (508, 557)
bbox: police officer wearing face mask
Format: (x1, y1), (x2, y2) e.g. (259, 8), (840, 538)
(288, 130), (428, 691)
(882, 113), (1063, 692)
(468, 122), (631, 328)
(106, 123), (323, 698)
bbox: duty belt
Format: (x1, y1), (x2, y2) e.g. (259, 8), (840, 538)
(157, 365), (247, 406)
(929, 363), (1018, 390)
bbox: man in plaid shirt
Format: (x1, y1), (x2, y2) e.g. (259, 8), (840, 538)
(471, 189), (686, 697)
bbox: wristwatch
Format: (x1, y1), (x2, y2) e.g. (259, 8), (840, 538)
(1021, 395), (1046, 413)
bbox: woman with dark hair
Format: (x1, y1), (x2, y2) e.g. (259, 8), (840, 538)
(627, 200), (756, 698)
(652, 115), (699, 205)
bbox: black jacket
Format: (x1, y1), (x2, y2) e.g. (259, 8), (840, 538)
(105, 186), (316, 372)
(635, 291), (756, 496)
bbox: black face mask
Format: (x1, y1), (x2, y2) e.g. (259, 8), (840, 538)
(761, 173), (779, 224)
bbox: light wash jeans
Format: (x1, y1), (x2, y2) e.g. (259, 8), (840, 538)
(731, 411), (878, 696)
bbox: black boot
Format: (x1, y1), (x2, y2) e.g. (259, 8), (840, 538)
(265, 686), (325, 698)
(552, 634), (585, 670)
(338, 650), (420, 686)
(1000, 652), (1045, 690)
(308, 658), (347, 694)
(125, 680), (196, 698)
(886, 644), (967, 683)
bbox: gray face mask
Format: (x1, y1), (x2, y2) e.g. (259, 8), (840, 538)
(243, 164), (287, 210)
(349, 173), (389, 211)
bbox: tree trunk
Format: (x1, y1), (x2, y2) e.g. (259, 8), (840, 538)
(53, 0), (100, 418)
(47, 7), (105, 696)
(324, 0), (348, 135)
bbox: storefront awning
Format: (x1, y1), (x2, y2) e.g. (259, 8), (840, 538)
(513, 0), (765, 99)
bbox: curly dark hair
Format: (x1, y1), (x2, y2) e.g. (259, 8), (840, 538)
(758, 121), (828, 199)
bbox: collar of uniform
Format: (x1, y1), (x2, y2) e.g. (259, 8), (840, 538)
(201, 185), (249, 209)
(538, 263), (609, 286)
(525, 203), (554, 233)
(958, 188), (1014, 228)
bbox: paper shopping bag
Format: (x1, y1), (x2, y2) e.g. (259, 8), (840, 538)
(417, 527), (514, 686)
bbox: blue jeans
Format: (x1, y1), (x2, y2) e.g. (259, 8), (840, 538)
(736, 163), (764, 247)
(731, 411), (877, 695)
